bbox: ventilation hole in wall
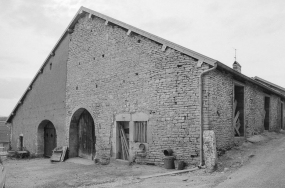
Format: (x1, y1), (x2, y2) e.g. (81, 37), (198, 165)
(174, 102), (177, 105)
(79, 62), (81, 65)
(184, 116), (186, 120)
(102, 54), (105, 57)
(96, 84), (98, 88)
(50, 63), (52, 70)
(217, 110), (220, 116)
(76, 86), (78, 90)
(135, 73), (138, 76)
(137, 39), (141, 43)
(123, 80), (125, 83)
(93, 57), (95, 60)
(177, 65), (182, 68)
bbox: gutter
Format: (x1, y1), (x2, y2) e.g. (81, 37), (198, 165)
(199, 63), (217, 167)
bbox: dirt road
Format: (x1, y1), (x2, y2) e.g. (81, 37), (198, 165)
(4, 131), (285, 188)
(216, 133), (285, 188)
(112, 131), (285, 188)
(3, 158), (168, 188)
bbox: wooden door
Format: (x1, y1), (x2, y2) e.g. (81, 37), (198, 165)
(44, 122), (56, 157)
(78, 110), (95, 159)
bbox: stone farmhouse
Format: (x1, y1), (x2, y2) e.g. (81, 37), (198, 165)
(6, 7), (285, 169)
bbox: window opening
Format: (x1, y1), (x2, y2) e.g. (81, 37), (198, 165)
(234, 85), (244, 136)
(50, 63), (52, 70)
(134, 121), (147, 143)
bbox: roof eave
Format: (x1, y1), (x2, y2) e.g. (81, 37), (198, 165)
(6, 6), (217, 123)
(254, 76), (285, 92)
(216, 61), (285, 99)
(6, 7), (85, 123)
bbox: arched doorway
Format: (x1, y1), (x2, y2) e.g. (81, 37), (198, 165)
(69, 108), (95, 160)
(38, 120), (57, 157)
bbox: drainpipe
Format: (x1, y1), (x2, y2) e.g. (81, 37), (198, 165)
(199, 63), (217, 167)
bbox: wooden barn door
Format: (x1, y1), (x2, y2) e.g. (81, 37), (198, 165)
(78, 110), (95, 159)
(44, 122), (56, 157)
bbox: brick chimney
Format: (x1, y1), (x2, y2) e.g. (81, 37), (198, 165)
(233, 61), (241, 73)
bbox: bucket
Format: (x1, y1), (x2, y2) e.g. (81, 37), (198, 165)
(163, 149), (173, 156)
(177, 161), (184, 170)
(164, 156), (175, 169)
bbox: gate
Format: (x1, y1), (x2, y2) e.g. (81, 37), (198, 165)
(44, 122), (56, 157)
(78, 110), (95, 159)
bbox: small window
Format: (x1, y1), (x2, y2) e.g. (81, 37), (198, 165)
(134, 121), (147, 143)
(50, 63), (52, 70)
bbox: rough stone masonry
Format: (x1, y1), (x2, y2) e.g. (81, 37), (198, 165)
(65, 15), (211, 165)
(7, 8), (285, 170)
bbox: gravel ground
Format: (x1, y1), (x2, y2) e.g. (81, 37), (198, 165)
(3, 131), (285, 188)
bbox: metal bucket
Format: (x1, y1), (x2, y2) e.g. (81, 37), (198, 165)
(164, 156), (175, 169)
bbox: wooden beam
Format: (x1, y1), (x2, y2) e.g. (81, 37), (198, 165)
(88, 13), (92, 19)
(234, 100), (237, 114)
(196, 60), (203, 67)
(161, 44), (167, 51)
(127, 30), (132, 36)
(139, 167), (199, 179)
(234, 80), (245, 87)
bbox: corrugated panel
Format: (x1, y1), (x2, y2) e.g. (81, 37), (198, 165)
(0, 132), (10, 142)
(0, 126), (9, 130)
(0, 117), (7, 121)
(0, 125), (10, 142)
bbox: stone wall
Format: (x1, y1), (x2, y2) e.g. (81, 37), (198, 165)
(205, 69), (283, 152)
(244, 82), (265, 136)
(65, 15), (210, 165)
(270, 95), (281, 131)
(10, 34), (69, 155)
(204, 69), (234, 150)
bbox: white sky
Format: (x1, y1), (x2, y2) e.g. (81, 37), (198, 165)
(0, 0), (285, 116)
